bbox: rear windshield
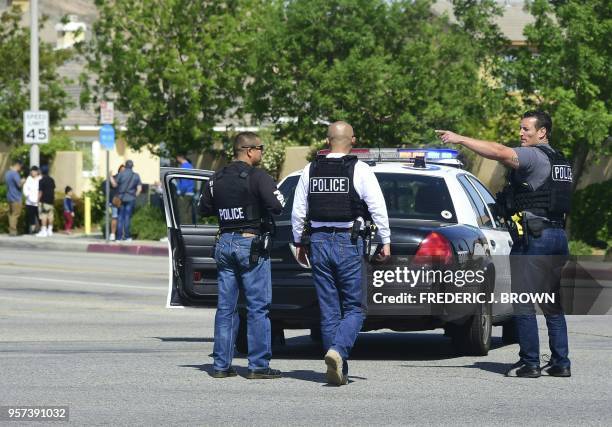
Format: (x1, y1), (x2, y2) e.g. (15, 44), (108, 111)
(375, 173), (456, 223)
(276, 173), (456, 223)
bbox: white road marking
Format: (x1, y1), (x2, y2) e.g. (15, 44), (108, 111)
(0, 274), (165, 292)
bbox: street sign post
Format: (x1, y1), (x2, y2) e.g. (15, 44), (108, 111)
(100, 101), (114, 125)
(24, 110), (49, 144)
(99, 124), (116, 242)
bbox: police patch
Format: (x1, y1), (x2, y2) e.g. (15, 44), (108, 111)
(309, 177), (349, 193)
(551, 165), (572, 182)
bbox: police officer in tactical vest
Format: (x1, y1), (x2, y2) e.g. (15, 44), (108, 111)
(292, 121), (391, 385)
(200, 132), (284, 379)
(437, 110), (573, 378)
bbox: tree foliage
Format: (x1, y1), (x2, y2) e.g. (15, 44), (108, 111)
(0, 7), (72, 146)
(245, 0), (509, 146)
(80, 0), (259, 157)
(507, 0), (612, 188)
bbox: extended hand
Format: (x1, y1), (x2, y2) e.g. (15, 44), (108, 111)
(296, 245), (310, 266)
(435, 130), (463, 145)
(375, 243), (391, 262)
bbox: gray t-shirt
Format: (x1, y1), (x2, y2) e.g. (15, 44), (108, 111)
(4, 169), (22, 202)
(116, 169), (142, 202)
(512, 144), (555, 191)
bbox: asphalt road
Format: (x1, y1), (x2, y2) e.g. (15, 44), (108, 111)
(0, 248), (610, 426)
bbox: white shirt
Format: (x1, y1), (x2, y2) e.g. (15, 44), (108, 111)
(23, 175), (41, 206)
(291, 153), (391, 244)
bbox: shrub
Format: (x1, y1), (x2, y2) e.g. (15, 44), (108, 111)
(568, 240), (594, 256)
(84, 177), (107, 224)
(9, 133), (76, 165)
(570, 180), (612, 248)
(131, 205), (167, 240)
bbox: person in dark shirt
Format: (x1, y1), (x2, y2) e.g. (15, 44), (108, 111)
(4, 159), (24, 236)
(175, 154), (196, 224)
(63, 186), (75, 234)
(199, 132), (284, 380)
(37, 165), (56, 237)
(113, 160), (142, 241)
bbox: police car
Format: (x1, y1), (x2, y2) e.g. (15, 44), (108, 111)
(161, 148), (515, 356)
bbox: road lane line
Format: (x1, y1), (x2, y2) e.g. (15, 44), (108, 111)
(0, 274), (165, 291)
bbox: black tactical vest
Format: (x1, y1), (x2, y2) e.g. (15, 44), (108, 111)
(307, 155), (368, 222)
(211, 163), (262, 230)
(506, 146), (572, 219)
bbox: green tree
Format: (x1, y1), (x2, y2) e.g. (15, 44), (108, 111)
(245, 0), (509, 147)
(508, 0), (612, 189)
(80, 0), (260, 157)
(0, 7), (73, 146)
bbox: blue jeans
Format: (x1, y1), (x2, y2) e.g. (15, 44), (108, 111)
(510, 227), (570, 368)
(116, 200), (135, 240)
(213, 233), (272, 371)
(310, 231), (365, 375)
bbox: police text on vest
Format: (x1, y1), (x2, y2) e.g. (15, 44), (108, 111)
(219, 207), (245, 220)
(309, 177), (349, 193)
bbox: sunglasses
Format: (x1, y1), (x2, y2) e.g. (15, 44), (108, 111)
(242, 145), (265, 152)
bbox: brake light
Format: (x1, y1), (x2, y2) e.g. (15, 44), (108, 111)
(193, 271), (202, 282)
(413, 232), (454, 266)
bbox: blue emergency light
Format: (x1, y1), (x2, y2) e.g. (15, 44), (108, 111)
(316, 147), (462, 167)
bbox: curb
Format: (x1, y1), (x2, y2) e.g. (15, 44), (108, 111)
(0, 236), (168, 257)
(87, 243), (168, 257)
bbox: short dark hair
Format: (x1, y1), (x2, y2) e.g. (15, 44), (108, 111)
(30, 165), (39, 172)
(523, 110), (552, 138)
(12, 159), (23, 166)
(233, 132), (260, 156)
(65, 186), (72, 194)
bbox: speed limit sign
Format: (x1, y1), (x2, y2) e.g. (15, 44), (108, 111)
(24, 110), (49, 144)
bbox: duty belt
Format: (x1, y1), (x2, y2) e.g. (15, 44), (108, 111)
(311, 226), (351, 233)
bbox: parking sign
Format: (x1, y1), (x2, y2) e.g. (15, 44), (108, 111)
(24, 110), (49, 144)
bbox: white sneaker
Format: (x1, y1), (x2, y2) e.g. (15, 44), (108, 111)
(109, 233), (116, 241)
(47, 227), (53, 236)
(36, 229), (48, 237)
(124, 238), (133, 242)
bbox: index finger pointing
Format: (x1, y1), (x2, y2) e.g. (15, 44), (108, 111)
(434, 130), (446, 135)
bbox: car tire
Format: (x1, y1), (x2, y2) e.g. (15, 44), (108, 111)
(501, 319), (518, 344)
(451, 300), (492, 356)
(310, 326), (322, 343)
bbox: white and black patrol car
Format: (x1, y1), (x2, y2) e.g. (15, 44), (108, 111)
(161, 148), (516, 356)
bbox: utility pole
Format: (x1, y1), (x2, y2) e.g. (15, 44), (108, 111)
(30, 0), (40, 168)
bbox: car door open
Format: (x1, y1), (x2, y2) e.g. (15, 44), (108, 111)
(161, 167), (219, 308)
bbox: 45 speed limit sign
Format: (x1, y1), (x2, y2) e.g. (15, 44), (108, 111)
(24, 111), (49, 144)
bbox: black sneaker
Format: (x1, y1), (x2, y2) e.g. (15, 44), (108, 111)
(245, 368), (282, 379)
(542, 363), (571, 377)
(505, 360), (541, 378)
(211, 367), (238, 378)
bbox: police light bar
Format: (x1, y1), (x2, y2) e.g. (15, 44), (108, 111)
(316, 148), (463, 167)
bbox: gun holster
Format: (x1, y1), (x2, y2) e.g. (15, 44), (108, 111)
(249, 232), (272, 264)
(525, 216), (545, 238)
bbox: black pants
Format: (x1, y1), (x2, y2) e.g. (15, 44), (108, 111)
(25, 205), (39, 233)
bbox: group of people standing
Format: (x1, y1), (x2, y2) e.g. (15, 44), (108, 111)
(5, 160), (74, 236)
(203, 111), (572, 385)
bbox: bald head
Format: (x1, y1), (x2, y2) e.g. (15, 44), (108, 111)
(327, 121), (354, 151)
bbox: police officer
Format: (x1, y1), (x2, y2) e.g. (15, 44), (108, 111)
(437, 110), (572, 378)
(200, 132), (284, 379)
(292, 121), (391, 386)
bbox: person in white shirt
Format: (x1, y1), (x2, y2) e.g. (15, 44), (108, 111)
(291, 121), (391, 385)
(23, 166), (41, 234)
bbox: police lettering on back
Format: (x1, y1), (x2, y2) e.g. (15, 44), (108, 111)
(310, 177), (349, 193)
(219, 207), (245, 221)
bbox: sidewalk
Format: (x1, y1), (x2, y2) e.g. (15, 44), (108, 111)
(0, 232), (168, 257)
